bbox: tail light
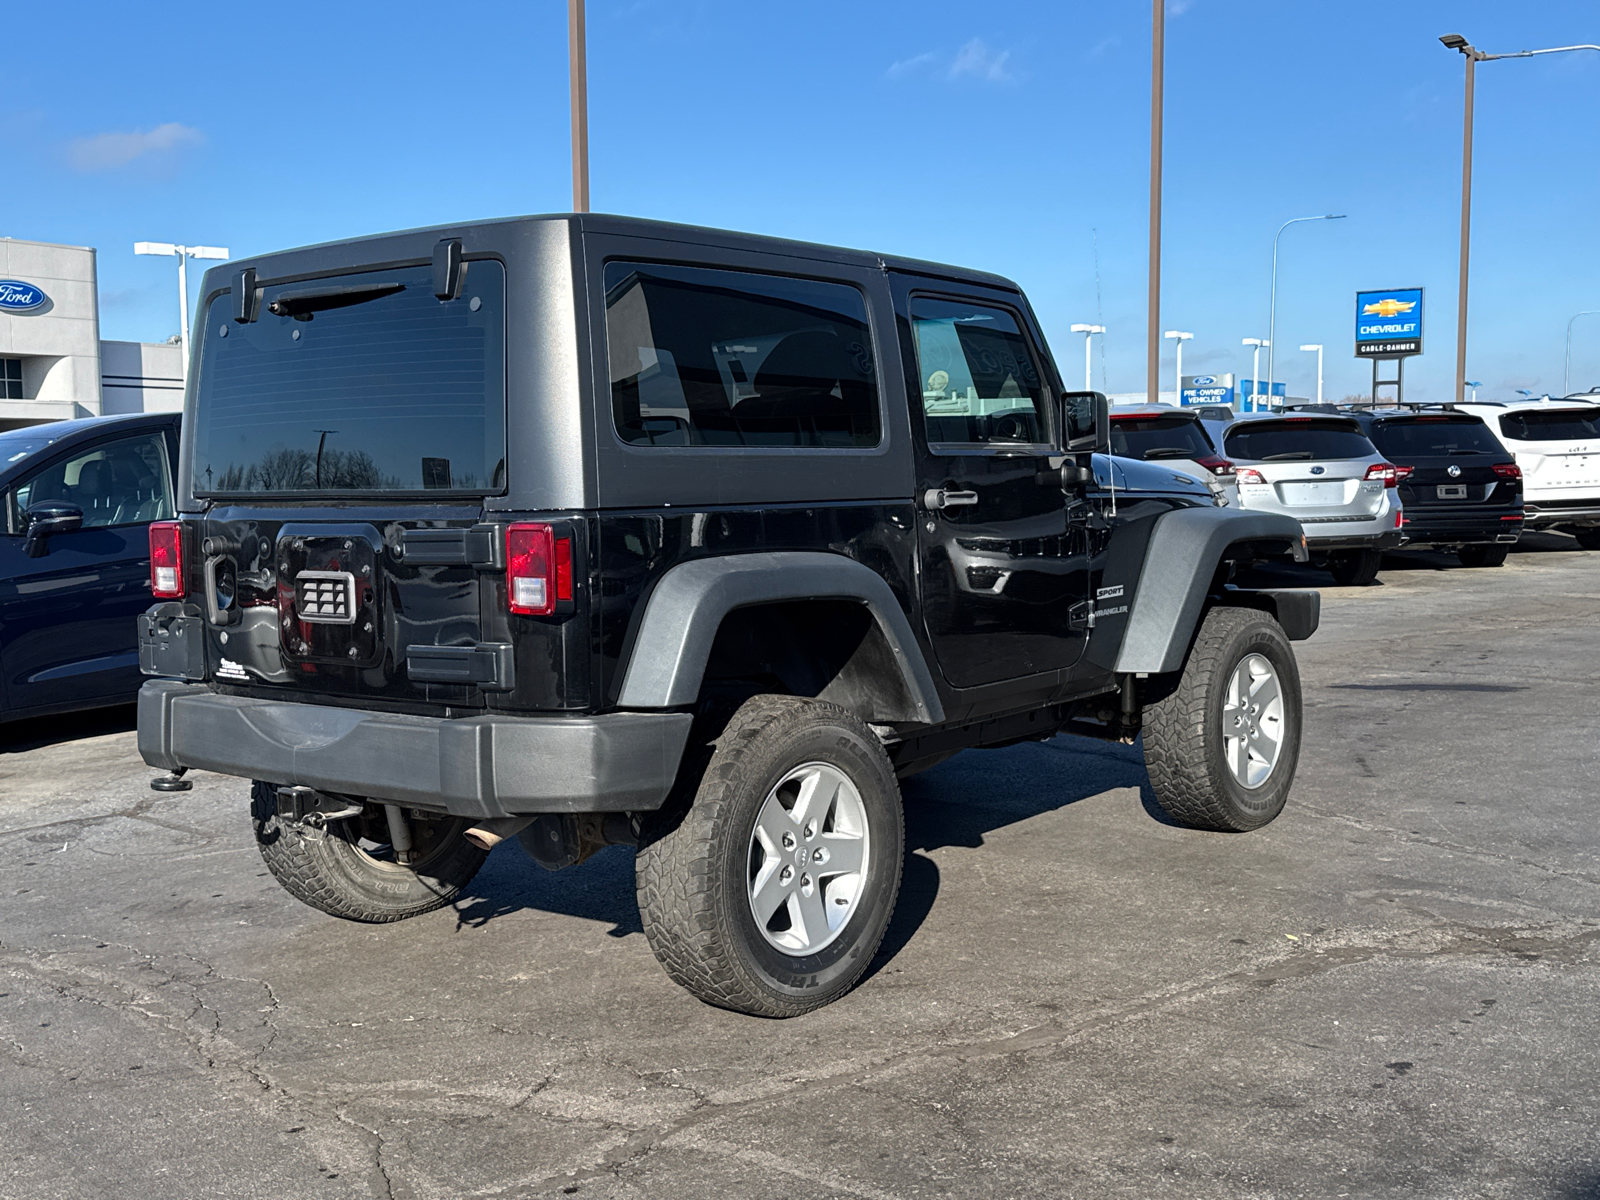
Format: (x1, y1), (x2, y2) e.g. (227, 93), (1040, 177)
(149, 521), (185, 598)
(1365, 463), (1399, 487)
(506, 523), (574, 616)
(1395, 509), (1404, 528)
(1236, 467), (1267, 485)
(1393, 465), (1416, 482)
(1491, 462), (1522, 480)
(1194, 454), (1235, 477)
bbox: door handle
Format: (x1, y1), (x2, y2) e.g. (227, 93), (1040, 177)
(923, 488), (979, 511)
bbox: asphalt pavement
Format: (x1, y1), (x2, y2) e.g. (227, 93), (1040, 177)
(2, 535), (1598, 1200)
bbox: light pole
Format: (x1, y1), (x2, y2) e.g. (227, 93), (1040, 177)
(1242, 338), (1268, 410)
(1441, 34), (1600, 404)
(1070, 324), (1106, 391)
(134, 242), (229, 385)
(1267, 214), (1344, 399)
(1465, 379), (1481, 401)
(569, 0), (590, 212)
(1147, 0), (1164, 407)
(1164, 330), (1192, 405)
(1299, 343), (1324, 404)
(1564, 311), (1600, 396)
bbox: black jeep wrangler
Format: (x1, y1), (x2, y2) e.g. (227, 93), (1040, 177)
(137, 215), (1318, 1017)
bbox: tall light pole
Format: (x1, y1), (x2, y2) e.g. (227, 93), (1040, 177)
(1299, 343), (1324, 404)
(134, 242), (229, 386)
(1164, 330), (1192, 405)
(1147, 0), (1164, 406)
(1564, 310), (1600, 396)
(1242, 338), (1268, 411)
(1441, 34), (1600, 404)
(1070, 323), (1105, 391)
(569, 0), (590, 213)
(1267, 214), (1344, 399)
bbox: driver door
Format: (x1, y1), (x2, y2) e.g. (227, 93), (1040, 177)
(898, 285), (1091, 689)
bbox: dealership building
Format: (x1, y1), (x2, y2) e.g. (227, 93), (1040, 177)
(0, 237), (183, 432)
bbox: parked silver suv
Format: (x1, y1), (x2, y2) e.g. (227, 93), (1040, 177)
(1222, 413), (1404, 585)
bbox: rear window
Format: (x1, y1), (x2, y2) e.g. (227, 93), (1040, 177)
(1370, 418), (1505, 459)
(1109, 414), (1214, 461)
(1499, 408), (1600, 442)
(1224, 420), (1376, 462)
(606, 262), (880, 449)
(191, 261), (507, 495)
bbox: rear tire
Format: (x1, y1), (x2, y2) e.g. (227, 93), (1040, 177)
(1573, 528), (1600, 551)
(1142, 607), (1303, 833)
(1327, 548), (1382, 586)
(635, 696), (904, 1017)
(250, 783), (488, 922)
(1457, 543), (1509, 568)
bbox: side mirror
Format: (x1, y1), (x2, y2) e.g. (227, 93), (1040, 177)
(1060, 391), (1110, 454)
(23, 502), (83, 558)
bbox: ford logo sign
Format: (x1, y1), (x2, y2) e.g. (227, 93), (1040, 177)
(1310, 465), (1325, 475)
(0, 280), (47, 312)
(1192, 375), (1216, 386)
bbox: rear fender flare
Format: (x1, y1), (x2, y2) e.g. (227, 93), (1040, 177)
(616, 552), (945, 725)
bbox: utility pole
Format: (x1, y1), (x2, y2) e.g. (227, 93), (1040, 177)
(569, 0), (590, 213)
(1147, 0), (1164, 405)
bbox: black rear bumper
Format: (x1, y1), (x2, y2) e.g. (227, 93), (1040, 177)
(1398, 508), (1523, 547)
(137, 681), (693, 818)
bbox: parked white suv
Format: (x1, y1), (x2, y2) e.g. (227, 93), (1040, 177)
(1455, 398), (1600, 548)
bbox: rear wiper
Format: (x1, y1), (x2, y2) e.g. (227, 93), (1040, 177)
(1141, 447), (1196, 459)
(268, 282), (404, 321)
(1261, 451), (1312, 461)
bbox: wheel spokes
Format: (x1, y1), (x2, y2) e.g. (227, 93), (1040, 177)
(749, 859), (792, 924)
(816, 831), (864, 878)
(792, 882), (833, 948)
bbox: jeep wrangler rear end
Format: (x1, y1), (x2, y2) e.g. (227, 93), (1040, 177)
(139, 215), (1316, 1016)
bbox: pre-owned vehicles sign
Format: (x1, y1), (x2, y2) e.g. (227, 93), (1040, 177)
(1355, 288), (1423, 358)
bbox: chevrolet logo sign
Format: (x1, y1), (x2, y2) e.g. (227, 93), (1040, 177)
(1362, 298), (1417, 318)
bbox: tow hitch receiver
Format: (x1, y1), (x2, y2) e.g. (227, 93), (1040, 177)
(276, 786), (364, 826)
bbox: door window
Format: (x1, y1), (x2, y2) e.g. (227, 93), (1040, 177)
(9, 432), (174, 531)
(605, 262), (880, 449)
(910, 297), (1047, 446)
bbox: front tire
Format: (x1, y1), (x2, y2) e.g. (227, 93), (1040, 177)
(1457, 543), (1509, 568)
(1142, 607), (1303, 832)
(635, 696), (904, 1017)
(250, 783), (488, 922)
(1327, 548), (1382, 586)
(1573, 528), (1600, 551)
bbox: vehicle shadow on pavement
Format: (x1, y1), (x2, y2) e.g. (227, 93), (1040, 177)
(0, 704), (136, 753)
(447, 734), (1161, 976)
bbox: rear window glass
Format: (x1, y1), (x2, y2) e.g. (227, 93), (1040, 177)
(1499, 408), (1600, 442)
(191, 262), (507, 495)
(1109, 415), (1214, 461)
(1224, 420), (1377, 462)
(606, 262), (880, 449)
(1370, 418), (1505, 458)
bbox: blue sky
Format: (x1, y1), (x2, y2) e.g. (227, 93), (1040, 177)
(4, 1), (1597, 402)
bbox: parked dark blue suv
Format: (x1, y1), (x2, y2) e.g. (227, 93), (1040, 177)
(0, 412), (180, 722)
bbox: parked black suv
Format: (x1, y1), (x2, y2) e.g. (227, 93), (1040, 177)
(137, 215), (1318, 1016)
(1346, 408), (1524, 567)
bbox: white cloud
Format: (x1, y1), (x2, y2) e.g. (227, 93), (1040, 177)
(1167, 0), (1194, 14)
(948, 38), (1014, 82)
(887, 50), (940, 80)
(67, 122), (204, 172)
(1090, 35), (1121, 56)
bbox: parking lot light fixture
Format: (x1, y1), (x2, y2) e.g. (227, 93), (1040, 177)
(1442, 35), (1600, 404)
(1070, 324), (1106, 391)
(1164, 330), (1193, 405)
(1564, 311), (1600, 396)
(1465, 379), (1481, 401)
(1267, 215), (1344, 400)
(1300, 344), (1324, 404)
(1242, 338), (1268, 411)
(134, 241), (229, 386)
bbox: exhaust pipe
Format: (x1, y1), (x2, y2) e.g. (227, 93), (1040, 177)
(463, 815), (537, 852)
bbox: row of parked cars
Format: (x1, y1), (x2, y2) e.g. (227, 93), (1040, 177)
(1108, 394), (1600, 585)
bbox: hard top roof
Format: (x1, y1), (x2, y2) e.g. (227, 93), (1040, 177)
(217, 212), (1024, 294)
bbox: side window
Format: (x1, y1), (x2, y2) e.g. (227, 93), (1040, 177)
(605, 261), (880, 449)
(12, 432), (174, 530)
(910, 297), (1047, 446)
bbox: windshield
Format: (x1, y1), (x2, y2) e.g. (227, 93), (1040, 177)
(1499, 408), (1600, 442)
(1224, 420), (1376, 462)
(0, 432), (53, 470)
(190, 261), (506, 495)
(1370, 418), (1505, 459)
(1109, 414), (1214, 460)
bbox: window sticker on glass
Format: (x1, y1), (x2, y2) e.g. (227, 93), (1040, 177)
(910, 298), (1045, 444)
